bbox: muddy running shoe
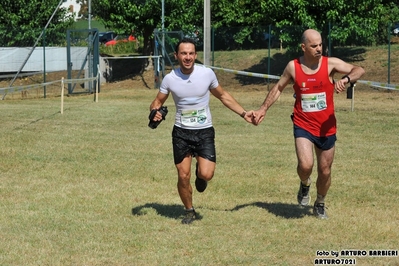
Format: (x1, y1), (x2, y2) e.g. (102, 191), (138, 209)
(313, 202), (328, 219)
(181, 209), (196, 224)
(195, 162), (207, 193)
(297, 181), (311, 206)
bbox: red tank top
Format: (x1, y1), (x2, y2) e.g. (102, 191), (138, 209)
(293, 56), (336, 137)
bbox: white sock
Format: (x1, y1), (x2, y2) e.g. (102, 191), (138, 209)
(301, 177), (311, 186)
(316, 194), (326, 204)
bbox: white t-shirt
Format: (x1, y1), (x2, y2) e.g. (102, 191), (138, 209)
(160, 65), (219, 129)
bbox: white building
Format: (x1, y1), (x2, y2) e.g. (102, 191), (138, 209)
(61, 0), (82, 21)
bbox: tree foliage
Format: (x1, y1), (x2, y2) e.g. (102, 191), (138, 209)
(3, 0), (399, 51)
(0, 0), (74, 46)
(90, 0), (399, 53)
(211, 0), (399, 51)
(92, 0), (203, 54)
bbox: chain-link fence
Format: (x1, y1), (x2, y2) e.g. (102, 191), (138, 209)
(1, 22), (399, 96)
(0, 27), (101, 99)
(194, 24), (399, 85)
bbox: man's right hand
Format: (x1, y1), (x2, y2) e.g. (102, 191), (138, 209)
(148, 106), (168, 129)
(252, 109), (266, 125)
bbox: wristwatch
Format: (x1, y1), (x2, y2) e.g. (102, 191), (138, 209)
(342, 75), (351, 83)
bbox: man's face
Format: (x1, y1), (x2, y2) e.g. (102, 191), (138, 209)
(302, 35), (322, 59)
(174, 42), (197, 74)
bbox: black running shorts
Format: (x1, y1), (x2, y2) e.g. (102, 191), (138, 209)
(172, 125), (216, 165)
(294, 124), (336, 150)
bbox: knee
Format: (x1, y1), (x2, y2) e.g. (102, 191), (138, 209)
(197, 168), (214, 181)
(177, 171), (191, 186)
(318, 166), (332, 178)
(297, 162), (313, 174)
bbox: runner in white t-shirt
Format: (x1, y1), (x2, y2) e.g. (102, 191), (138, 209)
(149, 38), (254, 224)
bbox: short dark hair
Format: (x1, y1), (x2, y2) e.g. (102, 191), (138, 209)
(175, 38), (197, 53)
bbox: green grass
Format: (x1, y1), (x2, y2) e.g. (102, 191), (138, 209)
(70, 20), (142, 55)
(73, 19), (107, 32)
(100, 41), (141, 56)
(1, 83), (398, 265)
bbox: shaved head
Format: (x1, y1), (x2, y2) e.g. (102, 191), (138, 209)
(300, 29), (323, 59)
(301, 29), (321, 44)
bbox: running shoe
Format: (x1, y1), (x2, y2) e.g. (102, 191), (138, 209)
(181, 209), (196, 224)
(195, 162), (207, 192)
(297, 181), (311, 206)
(313, 202), (328, 219)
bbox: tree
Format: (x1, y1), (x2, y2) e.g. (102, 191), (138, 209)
(0, 0), (74, 46)
(92, 0), (203, 55)
(211, 0), (399, 52)
(91, 0), (399, 53)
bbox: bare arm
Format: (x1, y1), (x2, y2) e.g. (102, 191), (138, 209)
(329, 57), (365, 93)
(210, 85), (254, 123)
(253, 61), (294, 125)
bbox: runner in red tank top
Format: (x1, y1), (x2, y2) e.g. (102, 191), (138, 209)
(293, 56), (336, 137)
(253, 29), (365, 219)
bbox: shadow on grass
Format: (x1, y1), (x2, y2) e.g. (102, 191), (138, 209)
(131, 203), (203, 221)
(230, 202), (312, 219)
(131, 202), (310, 220)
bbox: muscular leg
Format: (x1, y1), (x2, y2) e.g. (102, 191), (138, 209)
(196, 156), (216, 182)
(176, 155), (216, 209)
(176, 155), (194, 209)
(315, 145), (335, 197)
(295, 137), (314, 183)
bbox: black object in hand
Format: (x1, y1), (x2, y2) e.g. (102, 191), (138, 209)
(148, 106), (168, 129)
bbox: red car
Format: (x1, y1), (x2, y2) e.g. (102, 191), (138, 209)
(105, 35), (136, 46)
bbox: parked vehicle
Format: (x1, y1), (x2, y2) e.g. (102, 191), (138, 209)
(98, 31), (116, 44)
(105, 35), (137, 46)
(391, 23), (399, 36)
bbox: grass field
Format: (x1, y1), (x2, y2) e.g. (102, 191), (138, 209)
(1, 46), (399, 265)
(73, 19), (107, 32)
(1, 83), (398, 265)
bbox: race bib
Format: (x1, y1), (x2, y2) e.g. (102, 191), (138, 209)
(181, 108), (207, 126)
(301, 92), (327, 112)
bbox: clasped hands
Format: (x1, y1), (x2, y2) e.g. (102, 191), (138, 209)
(242, 109), (266, 126)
